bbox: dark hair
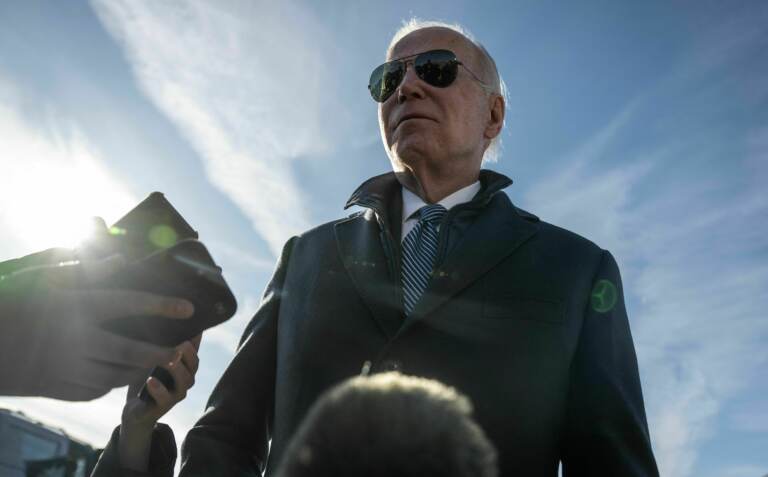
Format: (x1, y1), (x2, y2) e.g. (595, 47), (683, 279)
(276, 372), (498, 477)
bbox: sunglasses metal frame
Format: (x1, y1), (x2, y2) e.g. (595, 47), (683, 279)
(368, 49), (492, 103)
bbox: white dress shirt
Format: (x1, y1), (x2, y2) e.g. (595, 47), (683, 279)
(401, 181), (482, 242)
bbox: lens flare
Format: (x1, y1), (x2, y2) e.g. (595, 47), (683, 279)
(590, 279), (618, 313)
(148, 225), (178, 249)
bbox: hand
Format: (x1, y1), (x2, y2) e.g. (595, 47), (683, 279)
(118, 335), (201, 472)
(0, 254), (195, 400)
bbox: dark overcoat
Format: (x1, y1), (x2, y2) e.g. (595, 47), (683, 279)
(95, 170), (660, 477)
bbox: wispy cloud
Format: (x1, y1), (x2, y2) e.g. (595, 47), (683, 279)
(521, 100), (654, 263)
(206, 240), (277, 272)
(730, 408), (768, 433)
(91, 0), (346, 256)
(703, 464), (768, 477)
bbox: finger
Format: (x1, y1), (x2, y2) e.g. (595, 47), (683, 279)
(79, 290), (194, 321)
(74, 359), (150, 390)
(89, 216), (109, 234)
(84, 327), (175, 369)
(127, 378), (146, 400)
(165, 354), (194, 397)
(45, 379), (110, 402)
(190, 333), (202, 351)
(176, 340), (200, 375)
(77, 216), (110, 247)
(146, 376), (174, 413)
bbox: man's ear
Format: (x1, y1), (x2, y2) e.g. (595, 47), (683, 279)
(484, 94), (505, 140)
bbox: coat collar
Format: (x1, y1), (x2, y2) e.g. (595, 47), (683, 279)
(336, 169), (539, 337)
(344, 169), (514, 214)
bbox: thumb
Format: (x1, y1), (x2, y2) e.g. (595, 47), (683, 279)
(191, 333), (203, 351)
(126, 375), (150, 402)
(83, 216), (109, 239)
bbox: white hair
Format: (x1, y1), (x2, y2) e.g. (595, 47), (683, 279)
(388, 18), (508, 164)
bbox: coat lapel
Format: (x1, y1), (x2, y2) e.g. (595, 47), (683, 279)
(334, 210), (402, 340)
(405, 194), (539, 325)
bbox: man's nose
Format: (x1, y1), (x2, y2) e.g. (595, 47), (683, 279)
(397, 64), (425, 101)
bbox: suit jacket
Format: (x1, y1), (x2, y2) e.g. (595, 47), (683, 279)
(94, 169), (659, 476)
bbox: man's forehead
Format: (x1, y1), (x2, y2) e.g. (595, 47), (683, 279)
(388, 27), (475, 60)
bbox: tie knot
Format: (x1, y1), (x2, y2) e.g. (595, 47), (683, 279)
(419, 204), (447, 224)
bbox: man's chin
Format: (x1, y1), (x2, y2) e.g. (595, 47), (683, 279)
(390, 144), (431, 169)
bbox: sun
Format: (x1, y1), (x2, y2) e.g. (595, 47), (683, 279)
(0, 117), (137, 254)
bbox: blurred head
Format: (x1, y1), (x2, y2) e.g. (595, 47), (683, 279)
(377, 20), (506, 175)
(276, 372), (498, 477)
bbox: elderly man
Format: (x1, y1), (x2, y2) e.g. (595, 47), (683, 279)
(97, 20), (659, 477)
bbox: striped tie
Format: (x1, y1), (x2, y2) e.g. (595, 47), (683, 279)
(402, 204), (447, 316)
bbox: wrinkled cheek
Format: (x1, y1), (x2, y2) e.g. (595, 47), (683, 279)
(378, 108), (390, 144)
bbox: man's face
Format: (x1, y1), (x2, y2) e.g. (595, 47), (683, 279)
(378, 28), (491, 171)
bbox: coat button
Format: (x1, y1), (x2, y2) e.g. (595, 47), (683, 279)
(381, 359), (402, 372)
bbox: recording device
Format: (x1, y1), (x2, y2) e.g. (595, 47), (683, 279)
(79, 191), (199, 262)
(93, 191), (237, 346)
(91, 192), (237, 405)
(99, 238), (237, 347)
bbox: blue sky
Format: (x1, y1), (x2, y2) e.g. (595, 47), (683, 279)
(0, 1), (766, 476)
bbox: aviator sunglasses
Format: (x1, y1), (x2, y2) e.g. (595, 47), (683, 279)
(368, 49), (490, 102)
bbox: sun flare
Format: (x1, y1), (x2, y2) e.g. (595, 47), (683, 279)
(0, 105), (137, 254)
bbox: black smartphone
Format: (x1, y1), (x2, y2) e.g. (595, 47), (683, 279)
(139, 366), (175, 404)
(99, 239), (237, 347)
(79, 192), (198, 262)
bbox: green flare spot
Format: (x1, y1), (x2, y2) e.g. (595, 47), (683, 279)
(148, 225), (178, 249)
(108, 226), (127, 236)
(590, 279), (618, 313)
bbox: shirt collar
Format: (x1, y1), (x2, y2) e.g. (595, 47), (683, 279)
(402, 181), (482, 222)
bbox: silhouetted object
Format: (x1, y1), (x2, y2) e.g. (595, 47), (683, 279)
(276, 372), (498, 477)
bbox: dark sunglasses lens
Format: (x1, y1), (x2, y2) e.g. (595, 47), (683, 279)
(415, 50), (458, 88)
(369, 61), (404, 102)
